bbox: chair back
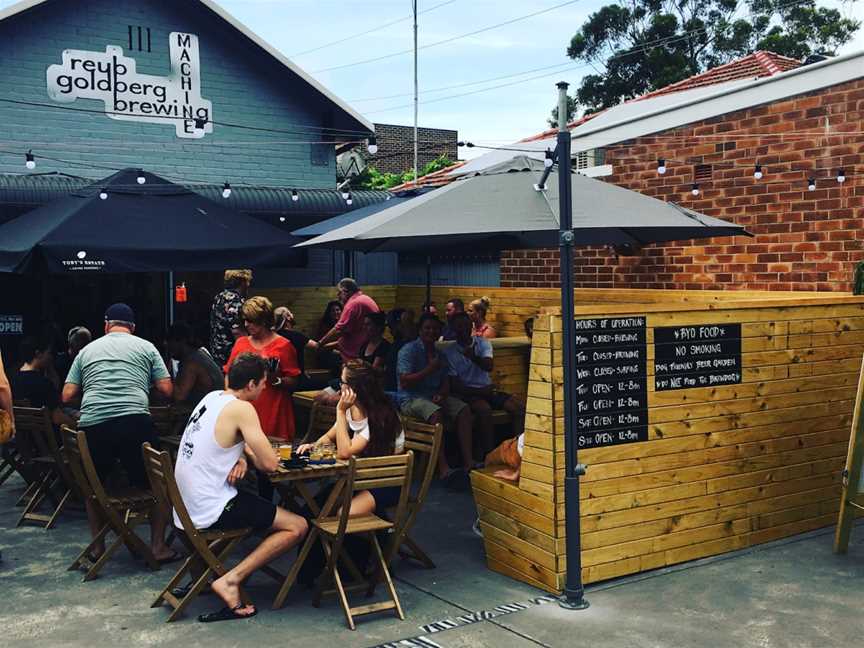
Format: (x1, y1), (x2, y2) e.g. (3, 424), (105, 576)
(141, 442), (199, 539)
(12, 406), (47, 465)
(335, 453), (414, 539)
(303, 402), (337, 443)
(60, 425), (96, 502)
(401, 418), (443, 506)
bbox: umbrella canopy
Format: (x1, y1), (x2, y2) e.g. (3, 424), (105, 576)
(0, 168), (306, 273)
(290, 188), (432, 238)
(298, 156), (750, 252)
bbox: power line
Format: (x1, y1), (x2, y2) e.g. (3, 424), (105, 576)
(312, 0), (584, 73)
(290, 0), (459, 57)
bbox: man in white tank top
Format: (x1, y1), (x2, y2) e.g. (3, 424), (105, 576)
(174, 353), (307, 623)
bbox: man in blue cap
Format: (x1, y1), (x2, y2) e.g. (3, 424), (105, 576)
(62, 303), (177, 562)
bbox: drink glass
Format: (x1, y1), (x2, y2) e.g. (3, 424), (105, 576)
(278, 444), (293, 461)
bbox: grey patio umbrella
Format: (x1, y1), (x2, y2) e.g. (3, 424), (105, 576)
(297, 156), (749, 253)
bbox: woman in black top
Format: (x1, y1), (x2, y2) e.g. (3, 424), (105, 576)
(358, 312), (391, 377)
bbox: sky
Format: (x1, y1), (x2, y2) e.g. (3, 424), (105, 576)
(1, 0), (862, 160)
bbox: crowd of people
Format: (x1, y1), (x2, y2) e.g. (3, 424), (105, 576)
(0, 269), (525, 620)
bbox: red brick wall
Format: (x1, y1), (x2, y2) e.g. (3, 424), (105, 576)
(501, 78), (864, 291)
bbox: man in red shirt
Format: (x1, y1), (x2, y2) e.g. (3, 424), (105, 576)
(318, 278), (380, 361)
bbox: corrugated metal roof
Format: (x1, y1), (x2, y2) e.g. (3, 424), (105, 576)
(0, 173), (389, 217)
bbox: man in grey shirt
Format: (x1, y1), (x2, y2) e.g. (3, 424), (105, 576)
(63, 303), (176, 562)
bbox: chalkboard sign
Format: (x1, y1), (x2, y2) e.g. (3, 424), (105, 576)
(654, 323), (742, 391)
(573, 316), (648, 449)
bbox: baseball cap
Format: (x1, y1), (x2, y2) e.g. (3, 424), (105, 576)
(104, 303), (136, 324)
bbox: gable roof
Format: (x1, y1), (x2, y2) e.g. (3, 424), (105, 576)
(0, 0), (374, 136)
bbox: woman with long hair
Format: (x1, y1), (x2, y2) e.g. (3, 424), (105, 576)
(315, 300), (343, 340)
(468, 296), (497, 338)
(298, 360), (404, 514)
(315, 300), (344, 376)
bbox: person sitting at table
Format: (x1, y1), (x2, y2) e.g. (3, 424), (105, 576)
(397, 313), (473, 488)
(443, 313), (525, 458)
(298, 360), (404, 513)
(468, 296), (497, 339)
(174, 352), (308, 622)
(383, 308), (416, 392)
(166, 322), (224, 407)
(54, 326), (92, 385)
(11, 336), (77, 428)
(358, 312), (391, 377)
(274, 306), (329, 392)
(441, 298), (465, 341)
(314, 300), (344, 377)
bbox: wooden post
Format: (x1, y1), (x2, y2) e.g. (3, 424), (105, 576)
(834, 354), (864, 553)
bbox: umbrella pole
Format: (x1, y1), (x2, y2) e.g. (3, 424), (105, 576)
(425, 255), (432, 312)
(167, 271), (175, 327)
(556, 82), (589, 611)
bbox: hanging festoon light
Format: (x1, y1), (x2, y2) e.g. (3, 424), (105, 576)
(194, 117), (207, 134)
(808, 177), (816, 191)
(99, 188), (108, 200)
(346, 191), (353, 206)
(657, 158), (666, 175)
(136, 170), (146, 185)
(367, 136), (378, 155)
(754, 163), (763, 180)
(25, 150), (36, 170)
(222, 182), (232, 199)
(544, 148), (555, 169)
(291, 189), (299, 202)
(837, 168), (846, 184)
(341, 188), (350, 200)
(279, 216), (286, 222)
(691, 183), (700, 196)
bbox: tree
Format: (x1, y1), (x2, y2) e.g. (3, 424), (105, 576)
(351, 155), (457, 191)
(558, 0), (861, 114)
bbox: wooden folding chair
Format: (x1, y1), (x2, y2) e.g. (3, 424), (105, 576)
(8, 406), (44, 505)
(393, 419), (443, 569)
(142, 443), (254, 622)
(60, 425), (160, 580)
(14, 406), (72, 528)
(312, 453), (414, 630)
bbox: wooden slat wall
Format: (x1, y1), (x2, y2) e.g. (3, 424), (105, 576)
(473, 296), (864, 594)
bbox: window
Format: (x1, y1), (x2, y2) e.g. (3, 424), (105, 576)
(574, 148), (606, 170)
(128, 26), (152, 52)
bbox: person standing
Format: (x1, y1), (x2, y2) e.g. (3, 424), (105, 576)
(318, 278), (380, 361)
(224, 297), (300, 442)
(61, 303), (176, 562)
(210, 269), (252, 368)
(165, 322), (225, 407)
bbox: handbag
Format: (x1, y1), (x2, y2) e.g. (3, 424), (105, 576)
(0, 409), (13, 444)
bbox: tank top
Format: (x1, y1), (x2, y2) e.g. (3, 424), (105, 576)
(173, 391), (245, 529)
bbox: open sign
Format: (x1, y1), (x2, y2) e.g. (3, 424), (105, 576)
(0, 315), (24, 335)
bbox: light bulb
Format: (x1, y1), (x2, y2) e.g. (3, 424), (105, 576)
(691, 183), (700, 196)
(346, 192), (353, 206)
(222, 182), (232, 199)
(279, 216), (286, 222)
(837, 169), (846, 183)
(137, 171), (146, 185)
(808, 178), (816, 191)
(25, 151), (35, 170)
(99, 189), (108, 200)
(754, 164), (763, 180)
(368, 136), (378, 155)
(544, 149), (554, 169)
(657, 158), (666, 175)
(291, 189), (299, 202)
(341, 190), (350, 200)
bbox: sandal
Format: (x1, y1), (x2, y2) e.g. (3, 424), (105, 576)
(198, 604), (257, 623)
(170, 581), (214, 599)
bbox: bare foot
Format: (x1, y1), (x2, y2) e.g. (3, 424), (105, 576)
(211, 575), (255, 617)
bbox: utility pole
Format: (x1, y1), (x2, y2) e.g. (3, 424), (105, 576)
(413, 0), (419, 187)
(556, 81), (589, 611)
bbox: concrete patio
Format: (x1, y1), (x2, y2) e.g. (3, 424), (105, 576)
(1, 474), (862, 648)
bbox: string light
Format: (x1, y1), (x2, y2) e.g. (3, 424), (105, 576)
(837, 168), (846, 183)
(99, 188), (108, 200)
(657, 158), (666, 175)
(367, 136), (378, 154)
(25, 150), (35, 170)
(341, 189), (350, 200)
(136, 170), (146, 185)
(691, 183), (700, 196)
(808, 177), (816, 191)
(753, 163), (763, 180)
(222, 182), (232, 199)
(544, 148), (554, 169)
(291, 189), (299, 202)
(346, 192), (353, 206)
(279, 216), (286, 222)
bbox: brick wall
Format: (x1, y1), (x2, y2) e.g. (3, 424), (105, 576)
(502, 78), (864, 291)
(0, 0), (338, 186)
(371, 123), (458, 175)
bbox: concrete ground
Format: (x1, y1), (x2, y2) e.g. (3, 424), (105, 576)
(2, 473), (863, 648)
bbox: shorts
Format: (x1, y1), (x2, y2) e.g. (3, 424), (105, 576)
(368, 486), (401, 511)
(211, 491), (277, 531)
(468, 390), (512, 410)
(400, 396), (468, 423)
(81, 414), (158, 489)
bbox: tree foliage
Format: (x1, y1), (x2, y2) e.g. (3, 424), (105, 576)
(352, 155), (456, 190)
(557, 0), (860, 116)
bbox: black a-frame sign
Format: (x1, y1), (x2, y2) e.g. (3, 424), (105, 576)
(834, 355), (864, 553)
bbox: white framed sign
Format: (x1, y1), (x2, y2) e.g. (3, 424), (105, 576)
(47, 32), (213, 138)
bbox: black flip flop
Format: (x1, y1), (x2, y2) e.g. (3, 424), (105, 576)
(170, 581), (214, 599)
(198, 604), (257, 623)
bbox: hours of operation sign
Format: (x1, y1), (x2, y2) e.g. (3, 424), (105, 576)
(573, 316), (648, 449)
(654, 323), (742, 391)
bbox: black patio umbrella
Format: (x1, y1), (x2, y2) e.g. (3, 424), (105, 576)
(0, 168), (305, 274)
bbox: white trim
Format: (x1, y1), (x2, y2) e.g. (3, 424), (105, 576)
(578, 164), (613, 178)
(568, 49), (864, 153)
(0, 0), (374, 135)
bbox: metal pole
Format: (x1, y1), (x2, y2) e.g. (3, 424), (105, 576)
(413, 0), (419, 187)
(167, 271), (175, 326)
(425, 254), (432, 311)
(556, 81), (589, 610)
